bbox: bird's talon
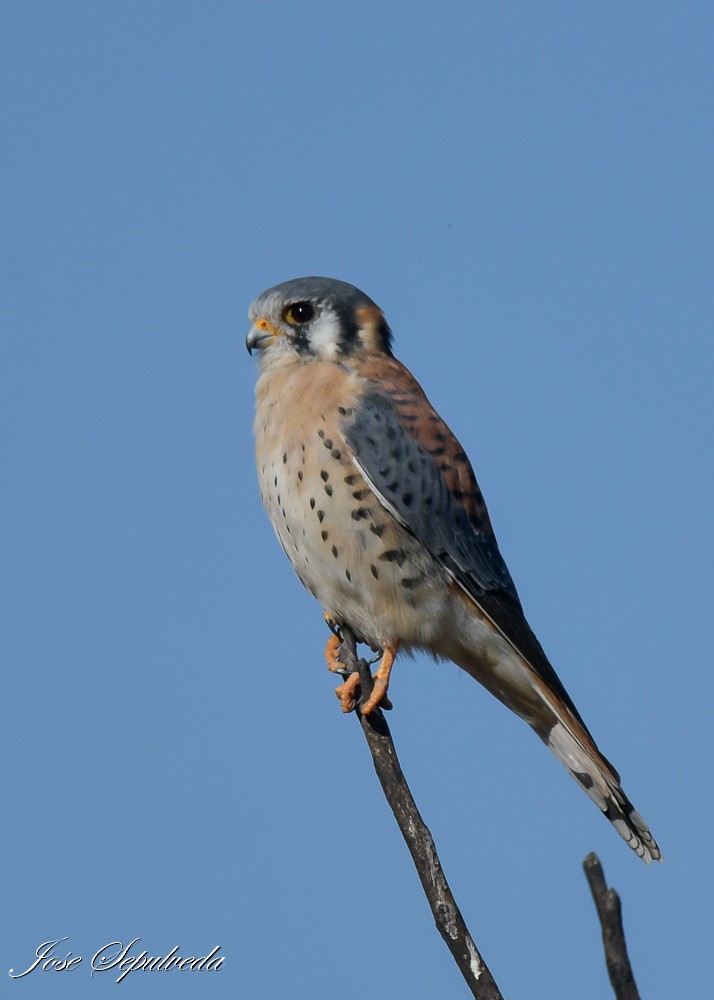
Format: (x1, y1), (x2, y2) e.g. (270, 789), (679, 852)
(360, 641), (399, 715)
(361, 677), (389, 715)
(335, 671), (361, 713)
(324, 632), (344, 673)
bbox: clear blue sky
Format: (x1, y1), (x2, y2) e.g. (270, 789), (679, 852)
(3, 3), (712, 998)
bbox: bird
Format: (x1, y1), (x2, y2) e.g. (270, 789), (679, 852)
(246, 275), (661, 864)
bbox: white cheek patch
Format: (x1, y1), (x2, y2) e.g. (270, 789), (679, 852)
(307, 309), (342, 360)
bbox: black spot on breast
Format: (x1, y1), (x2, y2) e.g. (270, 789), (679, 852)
(352, 489), (369, 500)
(320, 470), (329, 482)
(345, 569), (352, 582)
(369, 523), (385, 537)
(282, 453), (287, 464)
(318, 429), (325, 439)
(351, 507), (369, 520)
(379, 549), (406, 566)
(324, 484), (333, 497)
(323, 438), (333, 449)
(274, 475), (278, 487)
(344, 474), (358, 485)
(331, 449), (341, 460)
(297, 471), (303, 482)
(370, 564), (379, 579)
(331, 545), (338, 558)
(309, 498), (316, 509)
(317, 510), (325, 522)
(401, 577), (421, 590)
(321, 530), (329, 541)
(277, 494), (281, 506)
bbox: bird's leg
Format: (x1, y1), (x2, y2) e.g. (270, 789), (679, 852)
(323, 613), (347, 674)
(361, 640), (399, 715)
(324, 632), (343, 673)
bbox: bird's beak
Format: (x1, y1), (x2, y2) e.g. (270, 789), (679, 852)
(246, 318), (281, 355)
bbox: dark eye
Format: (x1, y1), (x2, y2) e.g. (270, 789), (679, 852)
(284, 301), (315, 326)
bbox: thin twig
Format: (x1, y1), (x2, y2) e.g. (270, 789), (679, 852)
(339, 625), (505, 1000)
(583, 852), (641, 1000)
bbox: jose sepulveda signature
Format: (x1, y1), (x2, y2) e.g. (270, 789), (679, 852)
(9, 937), (224, 983)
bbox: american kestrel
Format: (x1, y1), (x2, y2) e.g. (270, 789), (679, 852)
(246, 276), (661, 864)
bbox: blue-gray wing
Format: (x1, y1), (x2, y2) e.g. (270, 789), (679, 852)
(343, 377), (590, 731)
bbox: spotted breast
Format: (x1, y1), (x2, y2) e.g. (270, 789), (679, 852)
(253, 360), (452, 651)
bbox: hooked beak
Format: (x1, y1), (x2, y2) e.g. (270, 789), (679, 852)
(246, 318), (280, 355)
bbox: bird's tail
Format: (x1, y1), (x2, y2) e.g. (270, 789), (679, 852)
(541, 709), (662, 863)
(452, 640), (661, 863)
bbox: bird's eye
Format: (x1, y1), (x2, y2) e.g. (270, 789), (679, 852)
(284, 301), (315, 326)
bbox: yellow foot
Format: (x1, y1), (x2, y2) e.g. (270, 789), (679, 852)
(361, 641), (399, 715)
(324, 632), (343, 673)
(335, 671), (361, 713)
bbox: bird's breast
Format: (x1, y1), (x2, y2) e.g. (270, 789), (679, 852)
(253, 361), (452, 648)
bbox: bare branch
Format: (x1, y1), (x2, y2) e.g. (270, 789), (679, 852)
(583, 852), (641, 1000)
(339, 626), (505, 1000)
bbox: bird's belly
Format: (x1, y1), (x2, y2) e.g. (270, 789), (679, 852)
(256, 433), (452, 651)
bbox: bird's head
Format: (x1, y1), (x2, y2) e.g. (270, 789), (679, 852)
(246, 276), (393, 367)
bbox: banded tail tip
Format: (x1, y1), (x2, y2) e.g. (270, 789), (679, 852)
(545, 719), (662, 864)
(607, 801), (662, 864)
